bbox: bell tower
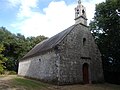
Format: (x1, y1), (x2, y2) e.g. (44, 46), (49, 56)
(75, 0), (87, 25)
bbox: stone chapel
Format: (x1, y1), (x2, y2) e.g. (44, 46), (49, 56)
(18, 0), (104, 85)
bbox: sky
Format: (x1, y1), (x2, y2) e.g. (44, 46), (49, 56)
(0, 0), (105, 37)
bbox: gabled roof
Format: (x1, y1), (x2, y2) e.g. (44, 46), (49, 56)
(21, 24), (76, 60)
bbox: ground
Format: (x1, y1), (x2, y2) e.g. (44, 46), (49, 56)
(0, 75), (120, 90)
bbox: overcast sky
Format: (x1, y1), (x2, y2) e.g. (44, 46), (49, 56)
(0, 0), (105, 37)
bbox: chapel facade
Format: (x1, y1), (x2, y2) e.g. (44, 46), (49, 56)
(18, 0), (104, 85)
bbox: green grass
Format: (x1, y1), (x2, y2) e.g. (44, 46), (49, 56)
(11, 77), (49, 90)
(1, 75), (120, 90)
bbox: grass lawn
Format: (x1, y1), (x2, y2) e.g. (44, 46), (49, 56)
(0, 75), (120, 90)
(10, 76), (50, 90)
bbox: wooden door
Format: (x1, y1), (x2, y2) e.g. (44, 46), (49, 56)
(83, 63), (89, 84)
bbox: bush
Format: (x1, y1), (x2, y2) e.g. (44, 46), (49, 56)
(4, 70), (17, 75)
(8, 71), (17, 75)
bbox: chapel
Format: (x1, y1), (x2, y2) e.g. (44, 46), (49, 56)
(18, 0), (104, 85)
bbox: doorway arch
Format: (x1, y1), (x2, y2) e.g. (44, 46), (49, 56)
(82, 63), (89, 84)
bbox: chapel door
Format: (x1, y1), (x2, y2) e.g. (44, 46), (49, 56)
(83, 63), (89, 84)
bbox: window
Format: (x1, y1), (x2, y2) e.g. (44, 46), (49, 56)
(39, 59), (41, 62)
(77, 12), (79, 14)
(82, 9), (85, 15)
(76, 9), (79, 15)
(83, 38), (86, 46)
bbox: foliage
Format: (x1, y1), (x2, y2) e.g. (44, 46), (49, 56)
(0, 44), (7, 74)
(4, 71), (17, 75)
(89, 0), (120, 84)
(8, 71), (16, 75)
(0, 27), (47, 72)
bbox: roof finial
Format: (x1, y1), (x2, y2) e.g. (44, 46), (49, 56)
(78, 0), (81, 4)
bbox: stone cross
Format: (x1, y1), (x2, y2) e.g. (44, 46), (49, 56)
(78, 0), (81, 4)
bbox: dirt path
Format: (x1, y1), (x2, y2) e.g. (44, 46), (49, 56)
(0, 75), (12, 90)
(0, 75), (21, 90)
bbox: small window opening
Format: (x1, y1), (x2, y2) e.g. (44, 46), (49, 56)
(39, 59), (41, 62)
(77, 12), (79, 14)
(54, 46), (59, 50)
(76, 9), (79, 15)
(82, 9), (85, 15)
(83, 38), (86, 46)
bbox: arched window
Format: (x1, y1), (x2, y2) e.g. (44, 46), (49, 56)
(76, 9), (79, 15)
(77, 9), (79, 12)
(39, 59), (41, 62)
(82, 9), (85, 15)
(83, 38), (86, 46)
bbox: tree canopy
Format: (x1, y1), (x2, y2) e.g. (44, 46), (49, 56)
(90, 0), (120, 84)
(0, 44), (7, 74)
(0, 27), (47, 73)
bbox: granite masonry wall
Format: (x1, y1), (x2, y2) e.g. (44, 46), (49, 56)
(18, 50), (60, 83)
(18, 23), (104, 85)
(57, 24), (104, 85)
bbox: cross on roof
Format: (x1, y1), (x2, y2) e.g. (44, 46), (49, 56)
(78, 0), (81, 4)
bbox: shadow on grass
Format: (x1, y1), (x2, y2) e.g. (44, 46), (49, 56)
(11, 77), (50, 90)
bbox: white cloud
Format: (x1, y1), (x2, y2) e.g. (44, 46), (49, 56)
(12, 1), (75, 37)
(8, 0), (20, 7)
(11, 0), (105, 37)
(18, 0), (39, 18)
(8, 0), (38, 18)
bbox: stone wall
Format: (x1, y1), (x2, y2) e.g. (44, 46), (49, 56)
(57, 23), (104, 85)
(18, 23), (104, 85)
(18, 50), (60, 84)
(89, 34), (104, 83)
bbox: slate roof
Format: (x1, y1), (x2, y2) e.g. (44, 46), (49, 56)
(21, 24), (76, 60)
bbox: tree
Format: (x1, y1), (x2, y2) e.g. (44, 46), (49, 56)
(89, 0), (120, 84)
(0, 27), (20, 72)
(0, 27), (48, 72)
(0, 44), (7, 74)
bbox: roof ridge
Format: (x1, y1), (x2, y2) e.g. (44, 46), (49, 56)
(21, 24), (78, 60)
